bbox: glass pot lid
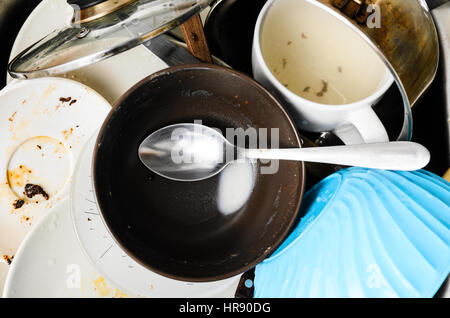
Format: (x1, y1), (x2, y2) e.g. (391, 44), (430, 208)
(8, 0), (212, 79)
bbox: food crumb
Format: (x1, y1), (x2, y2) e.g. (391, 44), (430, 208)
(303, 86), (311, 92)
(62, 128), (74, 140)
(13, 199), (25, 209)
(8, 111), (17, 122)
(24, 184), (49, 200)
(301, 33), (308, 39)
(69, 99), (77, 106)
(2, 255), (14, 265)
(59, 97), (72, 103)
(37, 145), (42, 150)
(287, 40), (292, 46)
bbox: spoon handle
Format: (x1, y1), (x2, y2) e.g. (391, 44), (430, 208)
(244, 142), (430, 171)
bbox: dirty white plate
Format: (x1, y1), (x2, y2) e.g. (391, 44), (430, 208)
(2, 0), (166, 293)
(4, 0), (240, 298)
(7, 0), (168, 104)
(71, 131), (241, 298)
(3, 198), (130, 298)
(0, 77), (111, 291)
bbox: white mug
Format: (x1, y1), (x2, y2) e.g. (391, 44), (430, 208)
(252, 0), (394, 145)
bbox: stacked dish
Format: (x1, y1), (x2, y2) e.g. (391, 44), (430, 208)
(0, 0), (448, 298)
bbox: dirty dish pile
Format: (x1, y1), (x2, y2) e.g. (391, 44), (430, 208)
(0, 0), (448, 298)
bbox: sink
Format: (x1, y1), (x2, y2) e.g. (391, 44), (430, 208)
(0, 0), (448, 298)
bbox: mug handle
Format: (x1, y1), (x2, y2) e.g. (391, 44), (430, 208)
(333, 107), (389, 145)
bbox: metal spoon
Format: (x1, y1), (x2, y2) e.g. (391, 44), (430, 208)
(138, 123), (430, 182)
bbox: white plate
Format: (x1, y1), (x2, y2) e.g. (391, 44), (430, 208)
(1, 0), (166, 295)
(3, 198), (130, 298)
(5, 0), (240, 298)
(71, 131), (241, 298)
(7, 0), (168, 104)
(0, 77), (111, 291)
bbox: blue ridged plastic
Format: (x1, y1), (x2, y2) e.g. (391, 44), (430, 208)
(254, 168), (450, 298)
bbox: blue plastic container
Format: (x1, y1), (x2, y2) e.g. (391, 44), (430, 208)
(254, 168), (450, 298)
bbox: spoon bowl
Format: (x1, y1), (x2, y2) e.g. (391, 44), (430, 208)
(139, 123), (231, 182)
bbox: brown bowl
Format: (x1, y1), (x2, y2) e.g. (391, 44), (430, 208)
(93, 64), (305, 282)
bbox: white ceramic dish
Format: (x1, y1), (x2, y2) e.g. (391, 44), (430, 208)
(7, 0), (168, 104)
(71, 131), (241, 298)
(3, 136), (239, 298)
(3, 198), (130, 298)
(0, 77), (111, 291)
(5, 1), (240, 297)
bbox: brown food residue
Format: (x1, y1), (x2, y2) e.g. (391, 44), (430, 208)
(69, 99), (77, 106)
(316, 80), (328, 97)
(282, 58), (287, 69)
(301, 33), (308, 39)
(8, 111), (17, 122)
(13, 199), (25, 209)
(303, 86), (311, 92)
(287, 41), (292, 46)
(62, 128), (74, 140)
(59, 97), (72, 103)
(2, 255), (14, 265)
(338, 66), (343, 73)
(24, 184), (49, 200)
